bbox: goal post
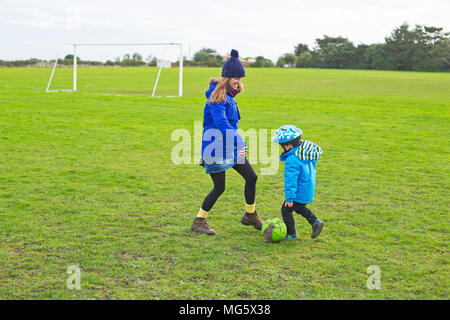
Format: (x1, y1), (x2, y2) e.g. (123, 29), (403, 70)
(46, 42), (183, 97)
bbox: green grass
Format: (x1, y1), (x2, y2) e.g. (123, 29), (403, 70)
(0, 67), (449, 299)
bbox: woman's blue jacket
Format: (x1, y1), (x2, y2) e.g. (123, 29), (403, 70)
(201, 82), (246, 162)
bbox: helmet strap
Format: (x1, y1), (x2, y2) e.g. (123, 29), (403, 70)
(280, 136), (302, 152)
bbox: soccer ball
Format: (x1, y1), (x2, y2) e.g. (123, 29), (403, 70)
(261, 218), (287, 243)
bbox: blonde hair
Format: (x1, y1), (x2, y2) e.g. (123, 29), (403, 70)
(208, 77), (244, 104)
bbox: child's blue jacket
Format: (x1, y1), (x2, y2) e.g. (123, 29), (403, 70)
(280, 140), (322, 204)
(201, 82), (246, 161)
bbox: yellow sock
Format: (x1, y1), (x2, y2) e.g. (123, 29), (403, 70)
(197, 208), (209, 218)
(245, 203), (256, 213)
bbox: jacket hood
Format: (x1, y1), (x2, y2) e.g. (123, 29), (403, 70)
(280, 140), (322, 161)
(205, 82), (218, 98)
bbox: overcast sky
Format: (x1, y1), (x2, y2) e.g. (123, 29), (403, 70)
(1, 0), (449, 62)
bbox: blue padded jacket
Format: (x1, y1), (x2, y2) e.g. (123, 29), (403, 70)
(280, 140), (322, 204)
(201, 82), (246, 161)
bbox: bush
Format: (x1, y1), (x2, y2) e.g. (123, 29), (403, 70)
(276, 53), (296, 67)
(295, 51), (313, 68)
(252, 56), (274, 67)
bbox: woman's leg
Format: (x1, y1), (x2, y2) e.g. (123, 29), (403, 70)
(233, 159), (263, 229)
(232, 158), (258, 207)
(201, 171), (226, 212)
(192, 172), (225, 236)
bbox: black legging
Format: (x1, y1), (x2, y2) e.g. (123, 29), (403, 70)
(201, 158), (258, 212)
(281, 201), (317, 235)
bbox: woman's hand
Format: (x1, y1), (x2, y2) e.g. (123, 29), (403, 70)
(285, 202), (294, 208)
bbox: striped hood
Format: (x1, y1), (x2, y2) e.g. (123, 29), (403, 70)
(280, 140), (322, 162)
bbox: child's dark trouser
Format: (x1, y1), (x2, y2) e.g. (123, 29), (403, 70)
(281, 201), (317, 235)
(201, 158), (257, 212)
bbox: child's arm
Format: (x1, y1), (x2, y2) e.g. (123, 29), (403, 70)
(284, 157), (301, 203)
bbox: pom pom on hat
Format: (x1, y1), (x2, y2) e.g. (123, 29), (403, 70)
(222, 49), (245, 78)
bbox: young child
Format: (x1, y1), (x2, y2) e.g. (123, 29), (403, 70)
(272, 125), (324, 240)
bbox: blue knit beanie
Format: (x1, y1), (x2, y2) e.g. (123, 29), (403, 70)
(221, 49), (245, 78)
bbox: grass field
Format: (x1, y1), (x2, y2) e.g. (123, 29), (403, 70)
(0, 66), (449, 299)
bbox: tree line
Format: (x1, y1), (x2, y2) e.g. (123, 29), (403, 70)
(0, 53), (159, 67)
(277, 23), (449, 72)
(183, 23), (449, 72)
(1, 23), (448, 72)
(184, 48), (275, 68)
(57, 53), (159, 67)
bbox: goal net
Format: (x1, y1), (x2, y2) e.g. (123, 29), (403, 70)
(46, 43), (183, 97)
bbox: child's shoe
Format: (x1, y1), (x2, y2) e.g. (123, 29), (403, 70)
(282, 233), (298, 241)
(240, 210), (263, 230)
(311, 219), (324, 239)
(191, 217), (216, 235)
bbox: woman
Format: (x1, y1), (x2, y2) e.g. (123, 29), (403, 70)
(191, 49), (264, 236)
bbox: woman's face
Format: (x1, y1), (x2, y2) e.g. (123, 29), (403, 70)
(229, 77), (242, 90)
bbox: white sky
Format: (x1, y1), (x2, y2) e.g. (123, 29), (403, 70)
(1, 0), (449, 62)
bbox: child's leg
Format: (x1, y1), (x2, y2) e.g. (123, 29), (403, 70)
(232, 158), (258, 211)
(294, 203), (324, 239)
(294, 203), (317, 225)
(281, 202), (297, 235)
(200, 171), (226, 215)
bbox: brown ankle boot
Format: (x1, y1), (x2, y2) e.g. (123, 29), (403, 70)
(191, 217), (216, 235)
(240, 210), (263, 230)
